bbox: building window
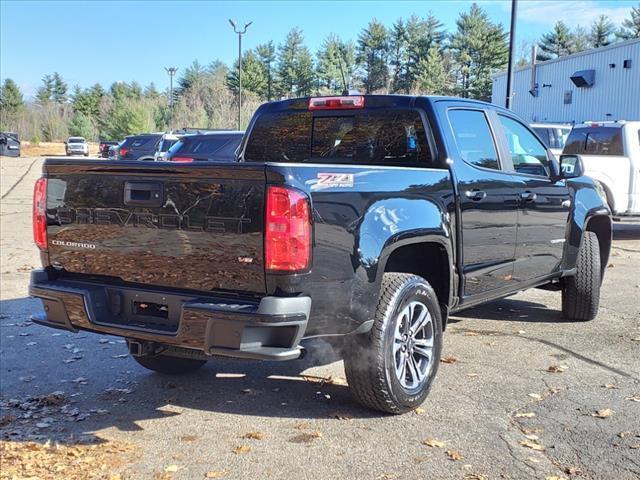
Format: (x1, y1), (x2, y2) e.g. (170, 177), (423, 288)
(564, 91), (572, 105)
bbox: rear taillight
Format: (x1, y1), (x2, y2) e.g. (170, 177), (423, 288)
(119, 147), (130, 156)
(265, 186), (311, 272)
(33, 177), (47, 250)
(308, 96), (365, 110)
(171, 156), (194, 163)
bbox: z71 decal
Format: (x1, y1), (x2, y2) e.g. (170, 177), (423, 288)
(317, 173), (354, 188)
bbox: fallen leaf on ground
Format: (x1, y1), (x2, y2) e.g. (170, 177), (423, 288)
(423, 438), (446, 448)
(205, 471), (227, 478)
(446, 450), (462, 461)
(528, 393), (543, 400)
(515, 412), (536, 418)
(463, 331), (479, 336)
(165, 465), (180, 473)
(293, 421), (311, 430)
(329, 411), (353, 420)
(630, 444), (640, 449)
(233, 445), (251, 454)
(242, 432), (264, 440)
(547, 365), (568, 373)
(545, 476), (568, 480)
(440, 355), (458, 364)
(618, 431), (632, 438)
(603, 384), (618, 389)
(414, 407), (426, 415)
(519, 440), (545, 451)
(289, 431), (323, 443)
(464, 475), (487, 480)
(565, 466), (582, 475)
(591, 408), (613, 419)
(625, 394), (640, 402)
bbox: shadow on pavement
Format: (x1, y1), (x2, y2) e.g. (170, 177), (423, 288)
(0, 295), (382, 447)
(451, 297), (563, 323)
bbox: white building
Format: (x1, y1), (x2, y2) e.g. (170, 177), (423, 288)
(492, 38), (640, 123)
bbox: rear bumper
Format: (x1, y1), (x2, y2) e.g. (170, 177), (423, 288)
(29, 270), (310, 361)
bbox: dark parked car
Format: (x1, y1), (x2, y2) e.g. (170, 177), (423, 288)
(0, 132), (20, 157)
(163, 131), (244, 162)
(116, 133), (162, 161)
(98, 140), (119, 158)
(30, 95), (611, 414)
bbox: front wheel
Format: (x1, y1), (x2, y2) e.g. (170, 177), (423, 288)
(562, 231), (601, 321)
(133, 354), (206, 374)
(343, 273), (443, 414)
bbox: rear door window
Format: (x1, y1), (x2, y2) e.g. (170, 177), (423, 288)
(447, 109), (500, 170)
(244, 109), (432, 166)
(179, 137), (235, 155)
(564, 127), (624, 155)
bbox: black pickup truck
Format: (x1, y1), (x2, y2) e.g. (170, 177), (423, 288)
(30, 95), (611, 414)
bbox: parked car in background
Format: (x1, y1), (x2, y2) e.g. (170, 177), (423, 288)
(531, 123), (572, 158)
(0, 132), (20, 157)
(164, 131), (244, 162)
(116, 133), (162, 161)
(563, 121), (640, 218)
(65, 137), (89, 156)
(153, 133), (181, 161)
(98, 140), (119, 158)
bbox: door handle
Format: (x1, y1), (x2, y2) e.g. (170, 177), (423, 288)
(465, 189), (487, 201)
(520, 191), (537, 202)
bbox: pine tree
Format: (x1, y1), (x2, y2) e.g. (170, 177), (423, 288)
(537, 21), (575, 60)
(617, 4), (640, 39)
(51, 72), (68, 103)
(68, 112), (95, 139)
(276, 28), (315, 97)
(590, 15), (615, 47)
(227, 50), (268, 98)
(256, 42), (276, 100)
(572, 26), (590, 52)
(144, 82), (160, 99)
(389, 18), (409, 93)
(415, 47), (447, 94)
(316, 34), (356, 93)
(450, 3), (508, 100)
(177, 60), (206, 94)
(36, 74), (55, 104)
(0, 79), (24, 116)
(405, 13), (446, 91)
(357, 19), (390, 93)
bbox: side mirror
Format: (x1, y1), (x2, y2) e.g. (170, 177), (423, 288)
(559, 154), (585, 179)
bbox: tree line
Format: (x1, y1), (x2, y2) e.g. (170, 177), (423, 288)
(1, 3), (638, 143)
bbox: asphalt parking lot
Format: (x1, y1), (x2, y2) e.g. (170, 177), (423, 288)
(1, 157), (639, 480)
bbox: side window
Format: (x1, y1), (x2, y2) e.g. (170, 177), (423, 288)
(499, 115), (550, 177)
(448, 109), (500, 170)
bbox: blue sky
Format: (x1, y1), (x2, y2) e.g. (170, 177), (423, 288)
(1, 0), (636, 98)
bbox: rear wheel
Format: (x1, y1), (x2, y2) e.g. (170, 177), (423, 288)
(562, 231), (601, 321)
(132, 354), (206, 374)
(343, 273), (443, 414)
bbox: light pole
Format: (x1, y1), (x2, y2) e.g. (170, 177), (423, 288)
(505, 0), (518, 109)
(165, 66), (178, 130)
(229, 19), (252, 130)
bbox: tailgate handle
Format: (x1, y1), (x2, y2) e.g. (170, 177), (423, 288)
(124, 182), (164, 207)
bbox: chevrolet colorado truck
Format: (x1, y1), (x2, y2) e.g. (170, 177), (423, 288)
(30, 95), (612, 414)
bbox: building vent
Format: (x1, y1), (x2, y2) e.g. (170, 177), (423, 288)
(570, 69), (595, 88)
(623, 59), (632, 68)
(564, 91), (573, 104)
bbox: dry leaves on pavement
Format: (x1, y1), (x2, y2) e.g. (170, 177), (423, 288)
(205, 471), (228, 478)
(547, 365), (568, 373)
(446, 450), (462, 461)
(591, 408), (614, 419)
(519, 439), (545, 451)
(423, 438), (446, 448)
(440, 355), (458, 364)
(515, 412), (536, 418)
(232, 445), (251, 454)
(242, 431), (264, 440)
(0, 439), (137, 480)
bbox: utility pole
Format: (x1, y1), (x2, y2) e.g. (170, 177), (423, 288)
(229, 19), (252, 130)
(505, 0), (518, 109)
(165, 67), (178, 130)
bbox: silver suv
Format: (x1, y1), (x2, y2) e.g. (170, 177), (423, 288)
(65, 137), (89, 156)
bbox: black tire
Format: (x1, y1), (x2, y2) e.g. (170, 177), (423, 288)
(343, 273), (443, 414)
(133, 354), (206, 374)
(562, 231), (601, 321)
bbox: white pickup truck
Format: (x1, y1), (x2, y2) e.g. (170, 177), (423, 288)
(564, 121), (640, 218)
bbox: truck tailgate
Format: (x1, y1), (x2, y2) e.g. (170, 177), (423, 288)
(44, 160), (266, 294)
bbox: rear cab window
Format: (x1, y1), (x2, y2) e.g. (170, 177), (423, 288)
(447, 109), (500, 170)
(564, 126), (625, 156)
(244, 108), (434, 167)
